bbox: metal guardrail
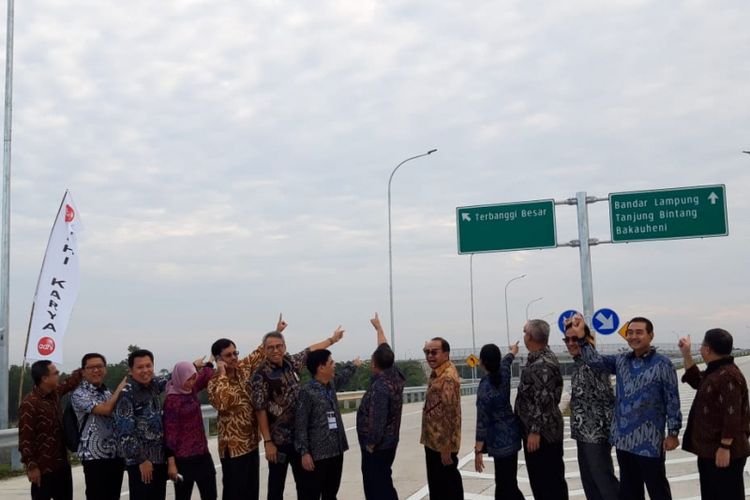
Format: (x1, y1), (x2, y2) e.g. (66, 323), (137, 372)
(0, 382), (480, 472)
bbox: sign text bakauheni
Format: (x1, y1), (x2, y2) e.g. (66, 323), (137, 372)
(609, 185), (727, 243)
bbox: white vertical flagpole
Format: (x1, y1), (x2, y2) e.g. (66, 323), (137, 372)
(0, 0), (15, 430)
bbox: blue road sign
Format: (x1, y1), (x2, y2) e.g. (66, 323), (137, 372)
(557, 310), (579, 333)
(593, 308), (620, 335)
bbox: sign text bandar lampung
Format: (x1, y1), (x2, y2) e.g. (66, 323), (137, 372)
(609, 185), (728, 243)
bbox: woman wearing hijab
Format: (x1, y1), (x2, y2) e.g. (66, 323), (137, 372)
(163, 357), (216, 500)
(474, 343), (524, 500)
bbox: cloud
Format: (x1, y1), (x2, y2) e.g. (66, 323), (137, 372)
(4, 1), (750, 370)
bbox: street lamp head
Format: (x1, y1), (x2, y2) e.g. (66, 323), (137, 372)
(427, 149), (437, 154)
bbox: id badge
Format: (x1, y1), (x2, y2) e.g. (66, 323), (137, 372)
(327, 411), (338, 430)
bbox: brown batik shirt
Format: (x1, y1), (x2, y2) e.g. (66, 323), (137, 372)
(207, 343), (265, 458)
(420, 360), (461, 454)
(682, 357), (750, 459)
(18, 369), (82, 474)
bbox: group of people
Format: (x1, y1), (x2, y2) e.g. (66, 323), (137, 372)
(17, 312), (750, 500)
(18, 314), (406, 500)
(463, 315), (750, 500)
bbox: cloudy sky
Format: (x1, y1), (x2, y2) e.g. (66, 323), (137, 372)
(4, 0), (749, 370)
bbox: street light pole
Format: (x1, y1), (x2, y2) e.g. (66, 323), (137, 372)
(387, 148), (437, 355)
(504, 274), (526, 347)
(525, 296), (543, 320)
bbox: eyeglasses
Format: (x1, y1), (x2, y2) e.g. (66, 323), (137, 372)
(85, 364), (106, 371)
(265, 344), (285, 352)
(563, 337), (578, 344)
(423, 349), (442, 357)
(222, 351), (240, 358)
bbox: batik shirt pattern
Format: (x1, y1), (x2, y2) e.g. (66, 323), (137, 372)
(475, 354), (522, 458)
(250, 349), (309, 447)
(18, 370), (82, 474)
(71, 380), (118, 460)
(114, 375), (169, 466)
(420, 361), (461, 453)
(295, 363), (357, 461)
(515, 347), (564, 443)
(357, 364), (405, 451)
(570, 357), (615, 444)
(580, 343), (681, 458)
(208, 344), (265, 458)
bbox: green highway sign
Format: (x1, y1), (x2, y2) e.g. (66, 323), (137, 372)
(609, 184), (728, 243)
(456, 199), (557, 254)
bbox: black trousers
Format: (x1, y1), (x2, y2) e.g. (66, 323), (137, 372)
(492, 453), (524, 500)
(424, 447), (464, 500)
(361, 447), (398, 500)
(175, 453), (217, 500)
(697, 456), (747, 500)
(616, 449), (671, 500)
(220, 449), (258, 500)
(577, 442), (619, 500)
(126, 462), (168, 500)
(301, 454), (344, 500)
(524, 437), (568, 500)
(267, 444), (304, 500)
(82, 458), (125, 500)
(30, 463), (73, 500)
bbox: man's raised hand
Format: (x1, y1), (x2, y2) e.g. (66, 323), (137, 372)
(509, 341), (520, 356)
(371, 312), (388, 345)
(565, 313), (587, 339)
(678, 335), (692, 357)
(370, 313), (382, 331)
(331, 325), (345, 344)
(277, 313), (288, 333)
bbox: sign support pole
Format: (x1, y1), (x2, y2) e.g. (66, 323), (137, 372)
(575, 192), (595, 330)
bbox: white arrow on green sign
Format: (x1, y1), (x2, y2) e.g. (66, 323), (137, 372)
(456, 199), (557, 254)
(609, 184), (728, 243)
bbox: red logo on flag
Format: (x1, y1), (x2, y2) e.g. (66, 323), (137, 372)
(65, 205), (75, 223)
(37, 336), (56, 356)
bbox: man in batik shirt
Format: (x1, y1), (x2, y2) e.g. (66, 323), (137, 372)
(420, 336), (463, 499)
(72, 352), (127, 500)
(207, 315), (283, 500)
(18, 361), (82, 500)
(114, 349), (170, 500)
(570, 314), (681, 500)
(515, 319), (568, 500)
(357, 313), (405, 500)
(250, 323), (345, 500)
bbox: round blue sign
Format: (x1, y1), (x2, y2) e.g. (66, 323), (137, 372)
(592, 308), (620, 335)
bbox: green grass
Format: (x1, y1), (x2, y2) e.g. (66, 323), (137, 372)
(0, 463), (25, 480)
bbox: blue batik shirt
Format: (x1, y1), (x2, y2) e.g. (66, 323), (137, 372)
(475, 354), (522, 458)
(580, 343), (682, 458)
(114, 375), (169, 466)
(71, 380), (118, 461)
(357, 365), (405, 451)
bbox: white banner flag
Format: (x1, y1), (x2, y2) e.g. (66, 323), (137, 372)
(26, 191), (82, 363)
